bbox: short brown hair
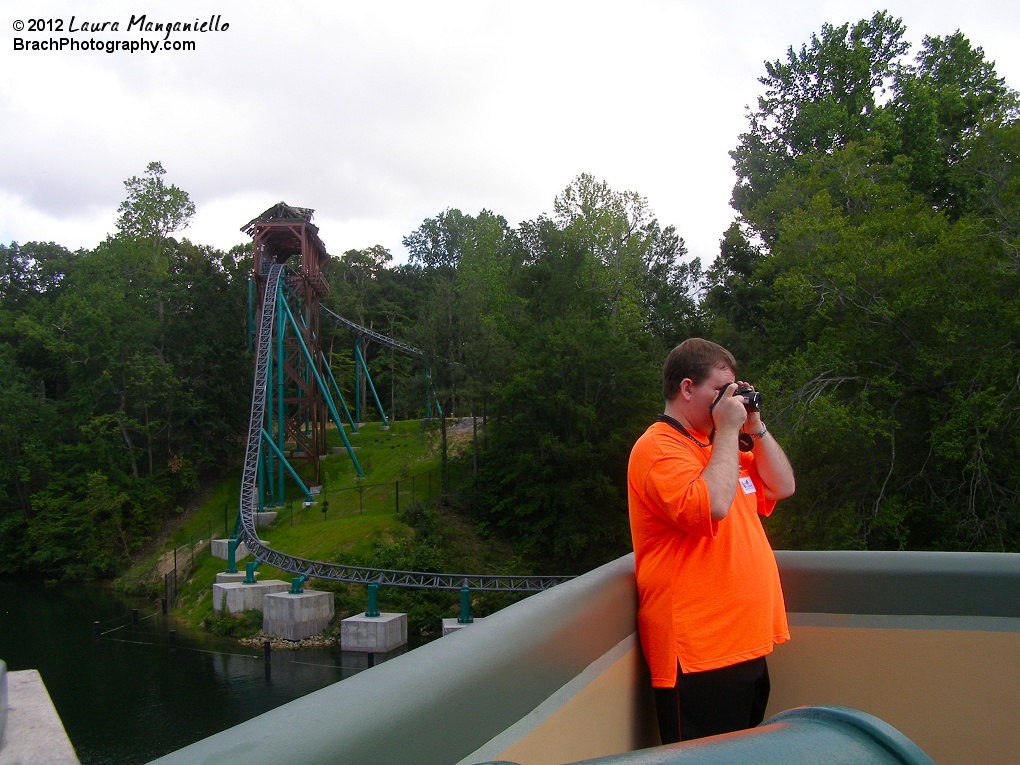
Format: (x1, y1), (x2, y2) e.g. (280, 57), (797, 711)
(662, 338), (737, 401)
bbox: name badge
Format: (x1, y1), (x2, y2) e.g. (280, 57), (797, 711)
(739, 476), (756, 495)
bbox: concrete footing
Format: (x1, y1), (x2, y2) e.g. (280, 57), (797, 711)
(340, 613), (407, 653)
(214, 572), (255, 584)
(442, 617), (486, 636)
(212, 580), (289, 614)
(210, 539), (249, 562)
(263, 591), (335, 641)
(0, 668), (79, 764)
(254, 512), (277, 528)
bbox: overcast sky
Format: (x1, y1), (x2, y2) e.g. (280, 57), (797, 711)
(2, 0), (1017, 266)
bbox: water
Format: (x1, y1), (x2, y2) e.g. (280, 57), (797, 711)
(0, 578), (389, 764)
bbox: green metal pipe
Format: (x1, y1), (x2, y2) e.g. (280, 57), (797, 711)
(532, 706), (935, 765)
(366, 583), (380, 617)
(244, 561), (260, 585)
(458, 587), (473, 624)
(225, 538), (241, 575)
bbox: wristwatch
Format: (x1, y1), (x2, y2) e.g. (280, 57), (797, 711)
(749, 422), (768, 440)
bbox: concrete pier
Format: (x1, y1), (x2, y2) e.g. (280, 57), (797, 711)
(0, 666), (79, 765)
(254, 512), (277, 528)
(441, 616), (486, 636)
(340, 612), (407, 653)
(263, 591), (334, 641)
(210, 539), (250, 562)
(214, 572), (255, 584)
(212, 580), (289, 614)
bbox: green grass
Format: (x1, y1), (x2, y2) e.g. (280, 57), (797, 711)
(118, 418), (484, 633)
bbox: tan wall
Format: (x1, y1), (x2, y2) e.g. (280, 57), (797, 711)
(482, 636), (658, 765)
(768, 619), (1020, 765)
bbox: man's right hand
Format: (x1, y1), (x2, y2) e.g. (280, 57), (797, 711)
(711, 383), (748, 434)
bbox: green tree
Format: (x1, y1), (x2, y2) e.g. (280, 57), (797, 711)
(472, 178), (676, 571)
(116, 161), (196, 244)
(731, 11), (908, 222)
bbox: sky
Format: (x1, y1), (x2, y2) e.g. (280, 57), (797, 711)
(2, 0), (1018, 266)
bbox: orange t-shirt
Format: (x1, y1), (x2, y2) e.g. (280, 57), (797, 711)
(627, 421), (789, 687)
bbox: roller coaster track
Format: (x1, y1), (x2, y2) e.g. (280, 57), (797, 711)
(237, 264), (572, 593)
(321, 304), (425, 359)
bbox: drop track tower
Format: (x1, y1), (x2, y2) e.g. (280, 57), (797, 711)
(243, 203), (331, 490)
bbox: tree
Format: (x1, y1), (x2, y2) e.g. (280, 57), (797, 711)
(744, 141), (1020, 551)
(731, 11), (908, 221)
(116, 161), (195, 244)
(472, 178), (681, 571)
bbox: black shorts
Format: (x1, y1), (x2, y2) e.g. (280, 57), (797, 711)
(653, 656), (771, 743)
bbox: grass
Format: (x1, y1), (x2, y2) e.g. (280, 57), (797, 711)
(118, 418), (504, 635)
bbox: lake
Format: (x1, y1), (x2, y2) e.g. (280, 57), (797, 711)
(0, 578), (392, 764)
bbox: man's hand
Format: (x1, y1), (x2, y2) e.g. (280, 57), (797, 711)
(711, 382), (748, 436)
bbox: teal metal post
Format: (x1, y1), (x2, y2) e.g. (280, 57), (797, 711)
(366, 583), (380, 617)
(279, 299), (364, 477)
(275, 287), (285, 506)
(289, 575), (307, 594)
(354, 338), (362, 424)
(322, 351), (358, 432)
(261, 431), (313, 502)
(226, 538), (241, 574)
(244, 561), (260, 584)
(247, 278), (254, 353)
(458, 587), (473, 624)
(354, 340), (389, 427)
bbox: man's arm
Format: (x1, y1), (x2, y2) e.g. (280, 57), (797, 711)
(701, 386), (746, 520)
(744, 416), (795, 500)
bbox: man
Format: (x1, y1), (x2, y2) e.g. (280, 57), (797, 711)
(627, 338), (795, 743)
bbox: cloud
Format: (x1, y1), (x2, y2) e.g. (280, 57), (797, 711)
(2, 0), (1017, 262)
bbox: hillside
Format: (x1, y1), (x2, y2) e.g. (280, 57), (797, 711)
(116, 418), (529, 640)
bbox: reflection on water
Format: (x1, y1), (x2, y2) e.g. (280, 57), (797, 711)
(0, 578), (399, 764)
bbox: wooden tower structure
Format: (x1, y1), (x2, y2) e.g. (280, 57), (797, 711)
(242, 202), (331, 489)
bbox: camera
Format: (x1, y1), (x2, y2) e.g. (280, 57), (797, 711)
(734, 386), (762, 412)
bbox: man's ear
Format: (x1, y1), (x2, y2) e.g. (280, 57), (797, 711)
(679, 378), (694, 401)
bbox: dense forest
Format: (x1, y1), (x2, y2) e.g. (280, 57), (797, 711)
(2, 13), (1018, 579)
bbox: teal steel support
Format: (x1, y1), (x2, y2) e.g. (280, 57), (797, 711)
(275, 287), (286, 507)
(354, 338), (362, 424)
(264, 335), (276, 507)
(226, 538), (241, 574)
(366, 583), (380, 617)
(261, 430), (313, 501)
(244, 561), (260, 584)
(279, 300), (364, 478)
(458, 587), (473, 624)
(247, 278), (254, 353)
(256, 442), (265, 513)
(322, 351), (358, 433)
(290, 574), (308, 594)
(354, 340), (389, 427)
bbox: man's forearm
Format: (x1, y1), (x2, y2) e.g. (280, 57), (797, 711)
(753, 431), (796, 500)
(702, 431), (741, 520)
